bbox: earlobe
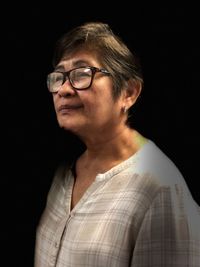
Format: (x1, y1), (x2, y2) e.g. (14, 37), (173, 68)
(122, 106), (128, 114)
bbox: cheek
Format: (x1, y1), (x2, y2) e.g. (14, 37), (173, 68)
(90, 99), (117, 120)
(52, 95), (61, 116)
(52, 95), (57, 108)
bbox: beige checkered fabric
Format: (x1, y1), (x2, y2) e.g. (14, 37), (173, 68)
(34, 140), (200, 266)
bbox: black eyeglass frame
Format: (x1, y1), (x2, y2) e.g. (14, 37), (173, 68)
(47, 66), (110, 92)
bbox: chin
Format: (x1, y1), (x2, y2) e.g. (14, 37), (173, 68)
(58, 121), (81, 135)
(58, 116), (74, 128)
(59, 122), (76, 131)
(57, 116), (87, 136)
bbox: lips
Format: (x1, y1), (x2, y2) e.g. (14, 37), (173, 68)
(57, 104), (83, 113)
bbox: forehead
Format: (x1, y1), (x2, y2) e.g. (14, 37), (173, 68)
(55, 50), (101, 71)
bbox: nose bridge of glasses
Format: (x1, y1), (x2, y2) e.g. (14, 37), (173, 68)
(63, 71), (70, 84)
(60, 71), (76, 91)
(54, 71), (75, 94)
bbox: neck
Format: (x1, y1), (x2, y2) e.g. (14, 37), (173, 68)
(78, 125), (147, 166)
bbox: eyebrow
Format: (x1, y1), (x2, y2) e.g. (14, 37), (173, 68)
(54, 59), (91, 71)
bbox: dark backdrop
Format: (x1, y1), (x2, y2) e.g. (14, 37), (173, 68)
(2, 2), (199, 267)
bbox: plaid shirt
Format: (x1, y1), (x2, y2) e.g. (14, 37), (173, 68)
(34, 140), (200, 267)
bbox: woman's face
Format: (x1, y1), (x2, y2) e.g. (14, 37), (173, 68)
(52, 50), (126, 139)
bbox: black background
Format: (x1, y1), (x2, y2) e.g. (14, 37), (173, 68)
(2, 2), (200, 266)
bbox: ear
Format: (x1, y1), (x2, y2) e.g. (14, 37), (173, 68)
(122, 79), (142, 109)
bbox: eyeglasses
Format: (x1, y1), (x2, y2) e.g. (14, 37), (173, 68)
(47, 66), (110, 92)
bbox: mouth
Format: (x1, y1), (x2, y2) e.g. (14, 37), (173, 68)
(57, 104), (83, 113)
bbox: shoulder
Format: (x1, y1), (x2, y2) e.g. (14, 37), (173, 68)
(46, 161), (72, 205)
(121, 139), (198, 210)
(51, 160), (71, 185)
(132, 140), (187, 188)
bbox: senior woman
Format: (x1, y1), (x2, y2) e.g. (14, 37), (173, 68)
(34, 22), (200, 267)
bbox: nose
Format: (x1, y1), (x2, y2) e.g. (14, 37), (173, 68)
(57, 80), (76, 97)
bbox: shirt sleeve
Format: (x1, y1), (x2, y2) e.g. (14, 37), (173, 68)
(131, 185), (200, 267)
